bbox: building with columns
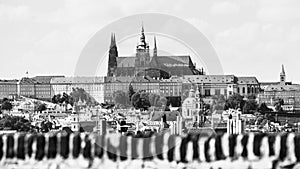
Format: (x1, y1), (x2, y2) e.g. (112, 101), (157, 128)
(180, 75), (260, 99)
(0, 80), (18, 99)
(50, 77), (105, 104)
(236, 77), (260, 96)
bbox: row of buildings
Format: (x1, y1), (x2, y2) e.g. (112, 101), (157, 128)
(257, 65), (300, 111)
(0, 75), (259, 104)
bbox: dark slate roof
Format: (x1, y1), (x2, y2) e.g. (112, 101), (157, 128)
(0, 79), (18, 84)
(33, 76), (64, 84)
(150, 111), (181, 121)
(78, 121), (97, 132)
(115, 55), (199, 76)
(116, 55), (192, 68)
(264, 84), (300, 92)
(51, 77), (105, 84)
(261, 82), (293, 86)
(157, 56), (191, 67)
(237, 77), (259, 85)
(104, 76), (160, 83)
(19, 77), (37, 84)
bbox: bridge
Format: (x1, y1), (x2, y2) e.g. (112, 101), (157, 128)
(0, 132), (299, 169)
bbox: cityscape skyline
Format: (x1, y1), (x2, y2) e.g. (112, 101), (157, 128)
(1, 1), (300, 169)
(0, 0), (299, 83)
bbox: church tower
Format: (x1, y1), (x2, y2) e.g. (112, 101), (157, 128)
(107, 33), (118, 76)
(135, 25), (151, 75)
(280, 64), (286, 85)
(149, 36), (159, 68)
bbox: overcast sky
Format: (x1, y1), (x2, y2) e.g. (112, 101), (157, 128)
(0, 0), (300, 83)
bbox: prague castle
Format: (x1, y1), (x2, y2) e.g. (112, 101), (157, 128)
(0, 25), (262, 105)
(107, 25), (204, 79)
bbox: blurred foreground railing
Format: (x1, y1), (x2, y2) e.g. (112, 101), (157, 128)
(0, 132), (300, 169)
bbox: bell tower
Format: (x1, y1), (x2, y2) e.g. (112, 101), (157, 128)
(280, 64), (286, 85)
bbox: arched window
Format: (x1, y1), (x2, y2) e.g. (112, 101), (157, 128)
(242, 87), (245, 93)
(237, 87), (240, 93)
(251, 87), (254, 93)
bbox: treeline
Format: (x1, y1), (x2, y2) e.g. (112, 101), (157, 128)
(113, 84), (168, 110)
(52, 87), (98, 107)
(211, 93), (283, 113)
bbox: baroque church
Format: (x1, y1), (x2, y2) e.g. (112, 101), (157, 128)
(107, 25), (204, 79)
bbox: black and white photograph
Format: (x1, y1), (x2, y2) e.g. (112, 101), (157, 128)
(0, 0), (300, 168)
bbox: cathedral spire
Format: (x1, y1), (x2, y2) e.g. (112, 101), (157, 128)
(153, 36), (157, 57)
(108, 33), (118, 77)
(154, 36), (157, 49)
(281, 64), (285, 75)
(137, 22), (147, 50)
(140, 23), (145, 43)
(110, 33), (116, 48)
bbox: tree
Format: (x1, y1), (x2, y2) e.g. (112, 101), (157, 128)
(243, 99), (258, 114)
(224, 94), (245, 110)
(258, 103), (272, 112)
(52, 94), (61, 104)
(36, 103), (47, 113)
(0, 97), (9, 103)
(40, 120), (53, 133)
(113, 90), (130, 108)
(1, 101), (13, 111)
(274, 98), (284, 112)
(0, 115), (36, 132)
(128, 83), (135, 101)
(131, 91), (151, 110)
(70, 88), (98, 106)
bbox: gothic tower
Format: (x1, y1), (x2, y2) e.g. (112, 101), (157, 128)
(150, 36), (159, 68)
(107, 33), (118, 77)
(135, 25), (150, 75)
(280, 64), (286, 85)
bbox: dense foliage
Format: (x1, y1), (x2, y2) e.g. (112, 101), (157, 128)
(52, 88), (98, 107)
(0, 115), (36, 132)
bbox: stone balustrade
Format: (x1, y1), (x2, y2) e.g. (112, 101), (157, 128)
(0, 132), (299, 169)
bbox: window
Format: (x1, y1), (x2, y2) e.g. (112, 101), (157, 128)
(205, 89), (211, 96)
(215, 89), (221, 95)
(242, 87), (245, 94)
(237, 87), (240, 93)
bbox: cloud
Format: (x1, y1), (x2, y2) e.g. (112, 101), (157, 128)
(0, 4), (30, 21)
(210, 1), (240, 15)
(257, 0), (300, 22)
(186, 18), (211, 34)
